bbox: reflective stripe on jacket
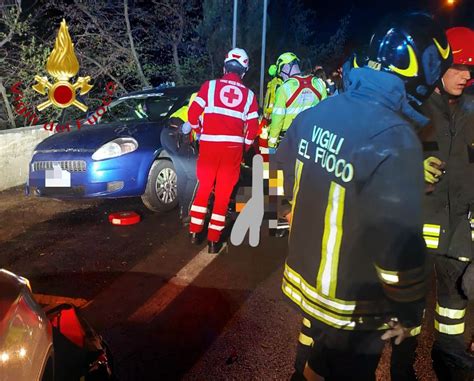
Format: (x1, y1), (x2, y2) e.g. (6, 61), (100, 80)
(276, 68), (428, 330)
(188, 73), (259, 148)
(269, 75), (327, 146)
(420, 92), (474, 261)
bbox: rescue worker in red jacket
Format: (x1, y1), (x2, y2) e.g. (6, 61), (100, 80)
(186, 48), (259, 253)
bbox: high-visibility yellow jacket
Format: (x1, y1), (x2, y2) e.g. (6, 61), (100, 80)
(269, 75), (327, 148)
(264, 77), (283, 120)
(170, 92), (197, 122)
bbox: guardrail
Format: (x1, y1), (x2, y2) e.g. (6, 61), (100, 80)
(0, 125), (53, 192)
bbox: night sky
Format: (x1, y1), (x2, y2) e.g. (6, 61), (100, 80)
(303, 0), (474, 45)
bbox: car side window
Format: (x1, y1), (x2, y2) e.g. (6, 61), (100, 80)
(99, 99), (149, 123)
(146, 97), (179, 122)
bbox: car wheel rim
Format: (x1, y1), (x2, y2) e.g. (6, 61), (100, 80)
(156, 167), (177, 204)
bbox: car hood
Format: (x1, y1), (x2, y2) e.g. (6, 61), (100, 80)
(35, 122), (155, 151)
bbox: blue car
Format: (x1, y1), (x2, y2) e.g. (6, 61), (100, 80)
(27, 85), (198, 212)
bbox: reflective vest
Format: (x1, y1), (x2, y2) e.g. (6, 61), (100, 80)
(268, 75), (327, 147)
(170, 92), (198, 141)
(263, 76), (283, 120)
(170, 92), (197, 121)
(188, 72), (259, 149)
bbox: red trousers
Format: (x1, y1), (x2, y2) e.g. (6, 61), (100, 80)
(189, 142), (242, 242)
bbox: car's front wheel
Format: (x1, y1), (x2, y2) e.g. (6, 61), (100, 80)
(141, 160), (178, 212)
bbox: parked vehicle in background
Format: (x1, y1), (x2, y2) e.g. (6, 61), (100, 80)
(26, 85), (199, 212)
(0, 269), (54, 381)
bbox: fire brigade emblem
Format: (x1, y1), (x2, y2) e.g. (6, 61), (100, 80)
(220, 85), (243, 107)
(32, 19), (92, 112)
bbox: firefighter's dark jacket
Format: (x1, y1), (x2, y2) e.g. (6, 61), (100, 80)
(420, 92), (474, 261)
(276, 68), (428, 330)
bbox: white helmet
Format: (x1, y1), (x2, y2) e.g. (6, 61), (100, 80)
(224, 48), (249, 70)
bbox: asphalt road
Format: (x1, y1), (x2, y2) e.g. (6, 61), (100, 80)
(0, 186), (472, 380)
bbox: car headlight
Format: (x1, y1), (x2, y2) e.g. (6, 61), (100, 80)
(92, 137), (138, 160)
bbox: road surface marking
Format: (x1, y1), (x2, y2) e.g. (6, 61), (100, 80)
(127, 244), (226, 324)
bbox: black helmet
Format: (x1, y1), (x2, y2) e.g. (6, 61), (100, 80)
(367, 13), (452, 103)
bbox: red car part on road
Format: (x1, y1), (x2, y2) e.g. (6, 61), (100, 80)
(108, 211), (141, 226)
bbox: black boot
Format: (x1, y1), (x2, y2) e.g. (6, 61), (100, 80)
(208, 241), (222, 254)
(178, 206), (185, 220)
(181, 215), (191, 227)
(190, 232), (202, 245)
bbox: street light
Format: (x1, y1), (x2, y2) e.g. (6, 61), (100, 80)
(447, 0), (455, 5)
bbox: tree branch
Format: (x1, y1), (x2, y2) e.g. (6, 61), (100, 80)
(0, 0), (22, 48)
(124, 0), (149, 87)
(78, 52), (127, 93)
(0, 77), (17, 128)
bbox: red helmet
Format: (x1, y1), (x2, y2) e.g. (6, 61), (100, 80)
(446, 27), (474, 66)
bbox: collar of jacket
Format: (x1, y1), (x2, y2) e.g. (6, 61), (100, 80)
(222, 72), (243, 83)
(428, 90), (474, 115)
(348, 68), (429, 131)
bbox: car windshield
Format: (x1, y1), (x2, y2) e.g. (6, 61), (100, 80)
(99, 95), (179, 124)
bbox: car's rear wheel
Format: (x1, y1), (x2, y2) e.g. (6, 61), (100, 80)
(141, 160), (178, 212)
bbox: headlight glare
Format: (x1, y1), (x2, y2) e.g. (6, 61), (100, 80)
(92, 138), (138, 160)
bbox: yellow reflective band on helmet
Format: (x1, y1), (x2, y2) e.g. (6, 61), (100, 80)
(423, 224), (441, 236)
(434, 320), (465, 335)
(433, 38), (451, 60)
(303, 318), (311, 328)
(409, 326), (422, 337)
(298, 332), (314, 346)
(317, 182), (345, 297)
(353, 57), (359, 69)
(424, 236), (439, 249)
(389, 45), (418, 78)
(436, 303), (466, 319)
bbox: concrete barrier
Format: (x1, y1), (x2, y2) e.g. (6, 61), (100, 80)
(0, 125), (53, 191)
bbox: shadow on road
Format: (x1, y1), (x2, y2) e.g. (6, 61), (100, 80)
(0, 191), (290, 380)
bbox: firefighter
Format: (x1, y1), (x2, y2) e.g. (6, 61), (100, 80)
(268, 52), (327, 149)
(160, 93), (198, 225)
(419, 26), (474, 380)
(187, 48), (259, 253)
(276, 13), (452, 381)
(263, 64), (283, 121)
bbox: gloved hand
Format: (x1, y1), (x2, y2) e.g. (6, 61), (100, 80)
(268, 136), (278, 149)
(181, 121), (192, 134)
(381, 319), (413, 345)
(424, 156), (444, 184)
